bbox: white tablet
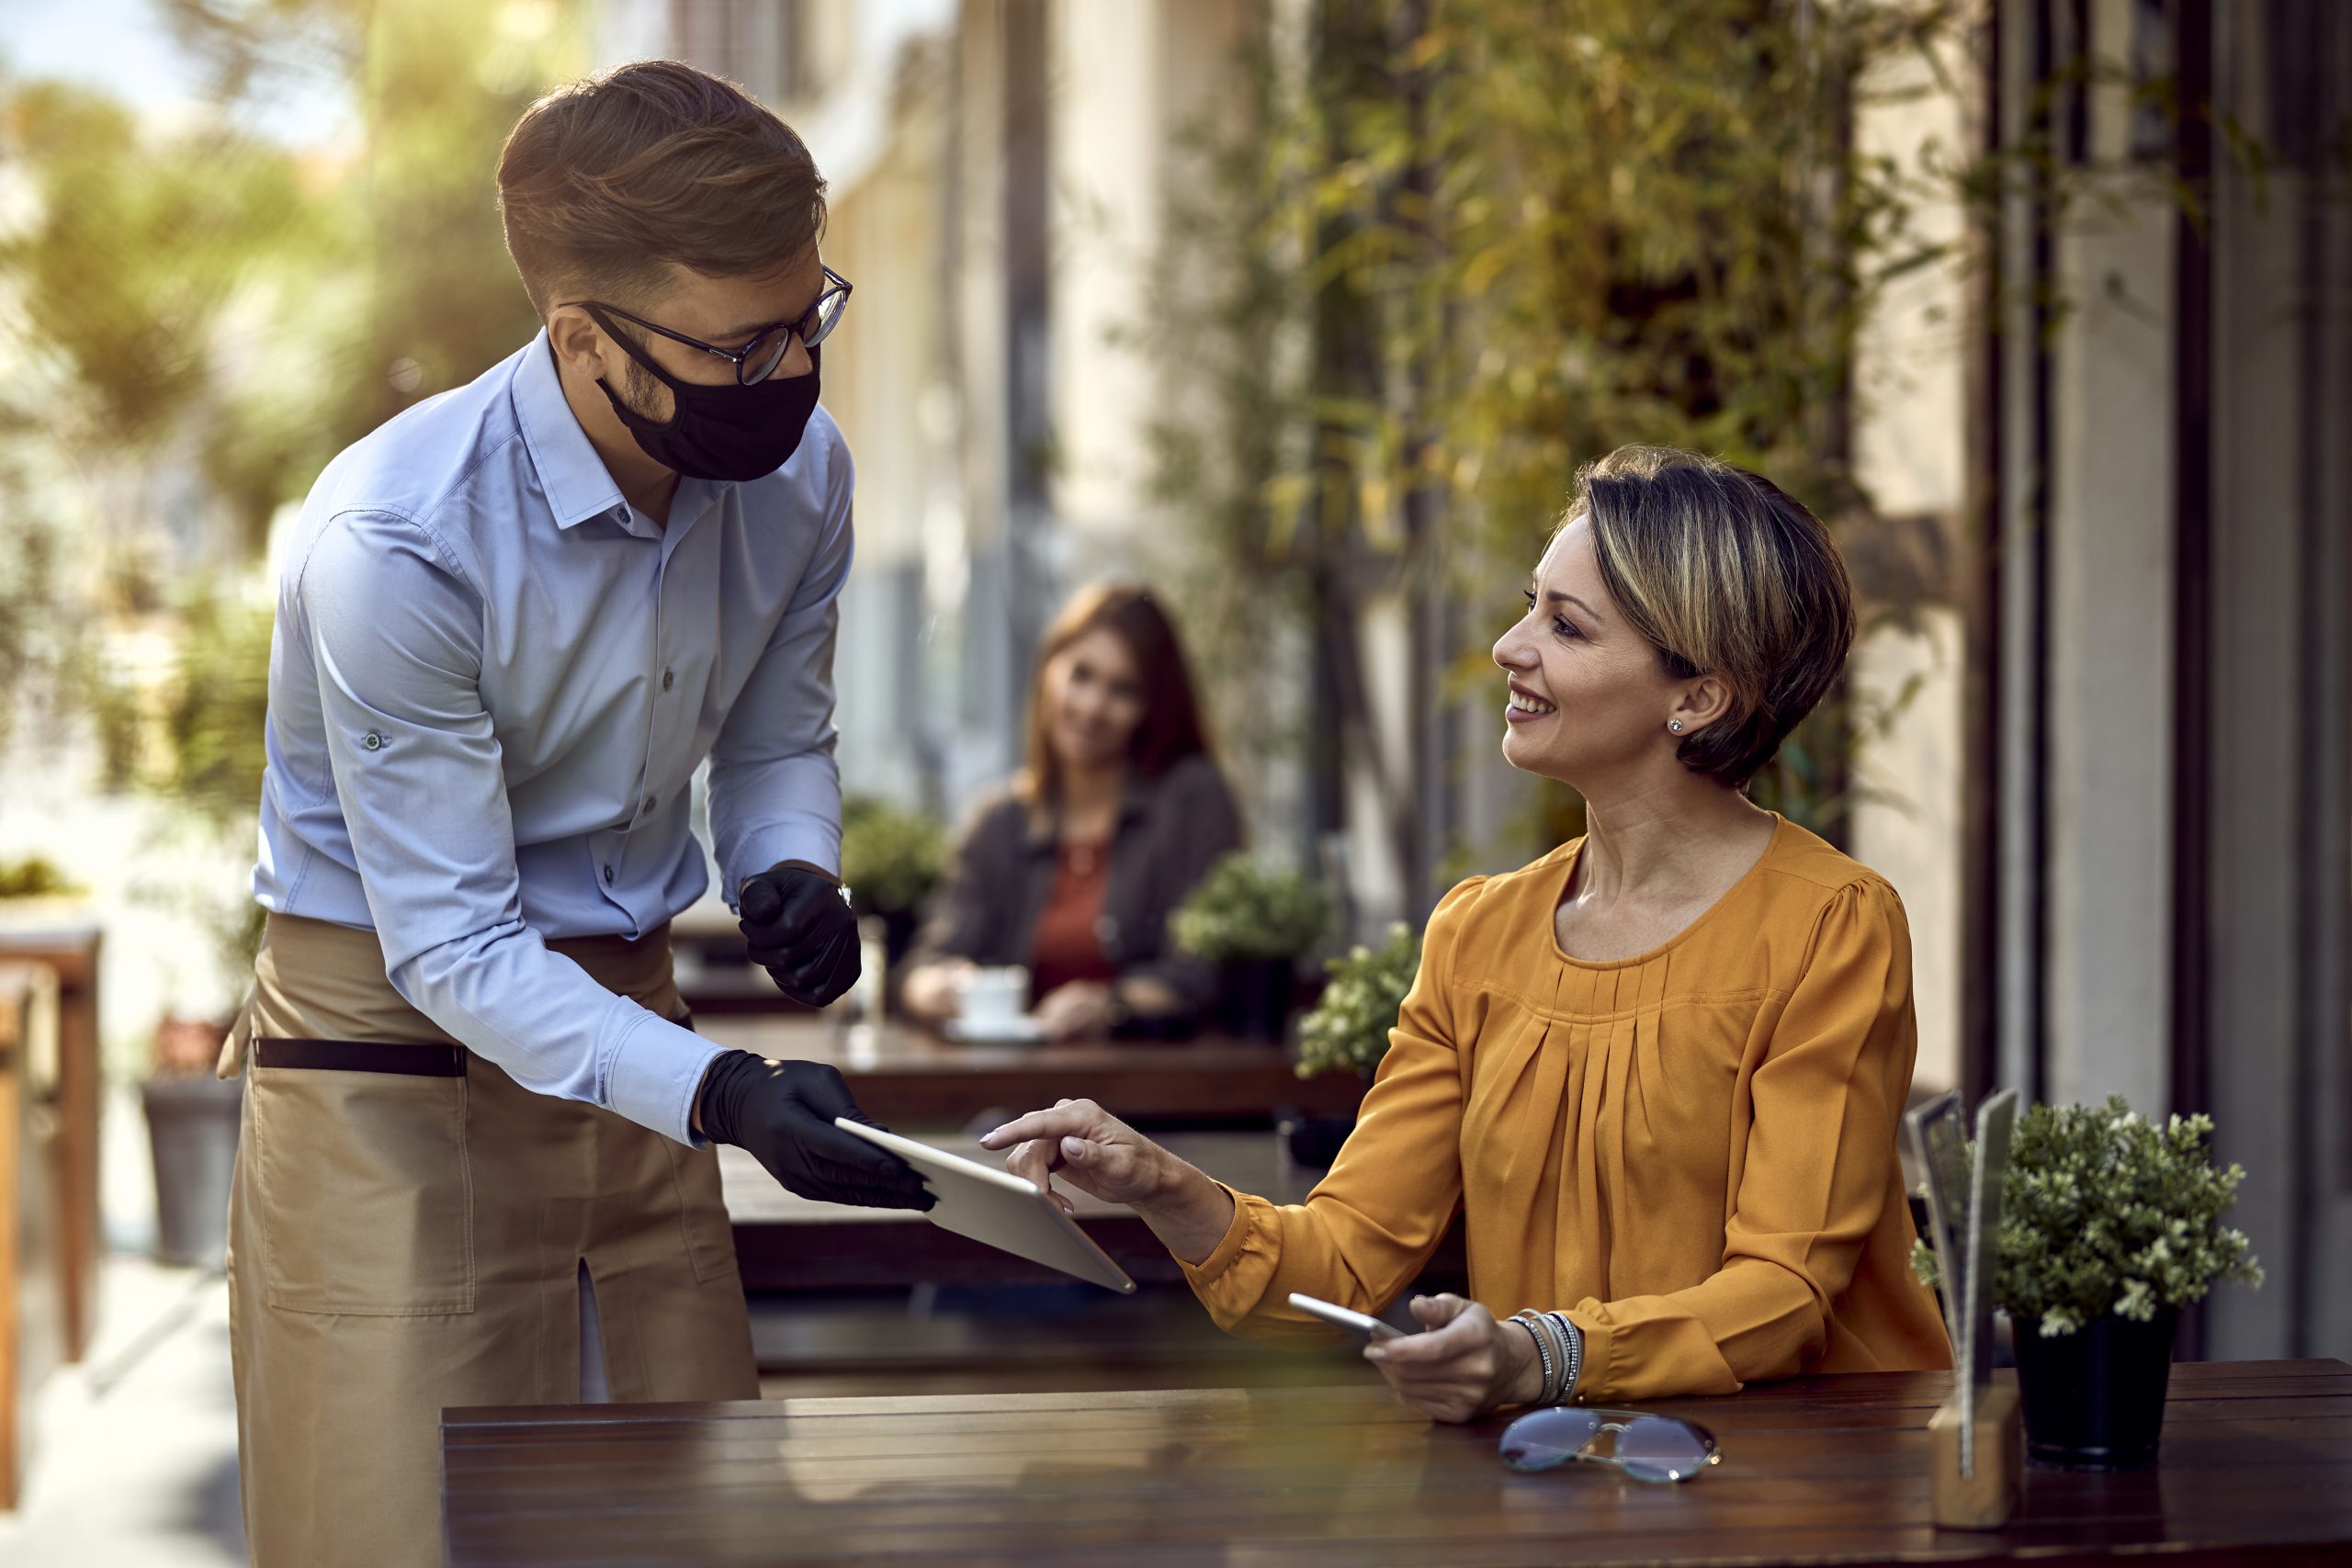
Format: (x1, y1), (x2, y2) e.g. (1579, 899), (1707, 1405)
(833, 1118), (1137, 1294)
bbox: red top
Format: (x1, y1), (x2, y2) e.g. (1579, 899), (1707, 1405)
(1028, 839), (1118, 1000)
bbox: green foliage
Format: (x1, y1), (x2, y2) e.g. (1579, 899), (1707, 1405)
(0, 81), (319, 454)
(89, 589), (276, 833)
(1170, 852), (1332, 962)
(0, 855), (84, 899)
(158, 592), (277, 830)
(840, 797), (947, 918)
(1295, 921), (1420, 1079)
(1144, 0), (1962, 850)
(1911, 1095), (2264, 1337)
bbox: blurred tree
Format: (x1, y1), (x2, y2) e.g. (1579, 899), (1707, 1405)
(164, 0), (587, 488)
(0, 0), (585, 821)
(1146, 0), (1962, 897)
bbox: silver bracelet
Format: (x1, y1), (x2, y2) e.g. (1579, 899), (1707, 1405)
(1545, 1311), (1583, 1402)
(1509, 1312), (1554, 1404)
(1539, 1313), (1576, 1404)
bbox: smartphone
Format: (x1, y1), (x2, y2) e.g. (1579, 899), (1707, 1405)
(1286, 1291), (1403, 1343)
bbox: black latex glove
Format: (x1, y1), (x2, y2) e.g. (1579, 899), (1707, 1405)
(697, 1052), (933, 1211)
(739, 862), (860, 1007)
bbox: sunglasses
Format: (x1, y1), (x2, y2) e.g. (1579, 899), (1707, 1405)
(1498, 1406), (1722, 1483)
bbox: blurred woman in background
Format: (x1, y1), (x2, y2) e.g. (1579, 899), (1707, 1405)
(901, 583), (1240, 1040)
(984, 446), (1951, 1416)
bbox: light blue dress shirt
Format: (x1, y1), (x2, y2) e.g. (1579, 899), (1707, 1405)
(254, 332), (850, 1145)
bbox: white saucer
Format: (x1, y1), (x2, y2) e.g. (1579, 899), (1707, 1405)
(943, 1018), (1050, 1045)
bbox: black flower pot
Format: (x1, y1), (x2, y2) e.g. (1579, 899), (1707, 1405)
(1281, 1111), (1357, 1169)
(1220, 957), (1297, 1043)
(2012, 1309), (2179, 1469)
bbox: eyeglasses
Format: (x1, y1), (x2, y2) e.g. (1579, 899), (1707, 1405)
(1498, 1406), (1722, 1483)
(562, 265), (854, 385)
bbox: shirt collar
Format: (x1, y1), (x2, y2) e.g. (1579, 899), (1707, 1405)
(512, 330), (631, 531)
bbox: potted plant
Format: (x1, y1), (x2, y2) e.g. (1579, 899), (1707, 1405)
(1170, 853), (1331, 1042)
(100, 587), (272, 1270)
(1913, 1095), (2262, 1469)
(141, 897), (262, 1270)
(1285, 922), (1419, 1166)
(838, 796), (947, 999)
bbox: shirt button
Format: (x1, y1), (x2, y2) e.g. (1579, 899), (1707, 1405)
(603, 864), (616, 886)
(362, 732), (383, 751)
(643, 794), (658, 814)
(662, 669), (675, 693)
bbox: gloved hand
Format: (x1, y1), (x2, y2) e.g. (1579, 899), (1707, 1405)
(696, 1051), (933, 1211)
(739, 861), (860, 1007)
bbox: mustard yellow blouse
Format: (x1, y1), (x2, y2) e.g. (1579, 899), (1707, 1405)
(1183, 817), (1953, 1402)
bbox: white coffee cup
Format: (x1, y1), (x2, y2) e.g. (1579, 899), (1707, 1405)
(957, 965), (1030, 1035)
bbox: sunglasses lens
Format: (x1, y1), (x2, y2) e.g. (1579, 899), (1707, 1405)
(1614, 1417), (1715, 1483)
(1498, 1407), (1604, 1472)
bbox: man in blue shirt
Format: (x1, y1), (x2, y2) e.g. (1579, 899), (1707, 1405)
(223, 61), (929, 1566)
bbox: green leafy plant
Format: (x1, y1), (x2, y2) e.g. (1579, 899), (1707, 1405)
(1170, 852), (1331, 963)
(839, 797), (947, 918)
(1912, 1095), (2263, 1337)
(1295, 921), (1420, 1079)
(0, 855), (85, 899)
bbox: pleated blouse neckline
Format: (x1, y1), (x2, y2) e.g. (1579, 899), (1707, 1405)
(1543, 812), (1790, 971)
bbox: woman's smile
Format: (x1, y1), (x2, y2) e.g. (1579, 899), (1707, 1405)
(1505, 679), (1558, 724)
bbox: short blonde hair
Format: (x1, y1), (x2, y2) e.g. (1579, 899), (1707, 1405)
(1567, 445), (1856, 789)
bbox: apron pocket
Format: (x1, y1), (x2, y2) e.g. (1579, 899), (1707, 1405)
(252, 1045), (477, 1315)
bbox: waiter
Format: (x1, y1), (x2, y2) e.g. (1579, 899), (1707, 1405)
(220, 61), (929, 1566)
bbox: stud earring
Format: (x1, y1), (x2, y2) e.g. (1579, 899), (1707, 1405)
(1669, 720), (1684, 733)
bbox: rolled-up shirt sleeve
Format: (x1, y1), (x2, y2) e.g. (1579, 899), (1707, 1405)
(298, 510), (722, 1145)
(706, 434), (852, 902)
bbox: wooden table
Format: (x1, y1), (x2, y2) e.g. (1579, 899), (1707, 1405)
(0, 964), (63, 1511)
(719, 1134), (1330, 1292)
(443, 1359), (2352, 1566)
(0, 925), (102, 1364)
(697, 1015), (1365, 1128)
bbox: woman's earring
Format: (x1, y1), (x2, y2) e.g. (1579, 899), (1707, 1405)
(1669, 720), (1684, 733)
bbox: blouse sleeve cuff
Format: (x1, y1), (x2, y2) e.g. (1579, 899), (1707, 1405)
(1564, 1307), (1614, 1404)
(1177, 1183), (1256, 1287)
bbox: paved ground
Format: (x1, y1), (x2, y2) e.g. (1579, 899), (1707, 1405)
(0, 1260), (244, 1565)
(0, 1088), (245, 1566)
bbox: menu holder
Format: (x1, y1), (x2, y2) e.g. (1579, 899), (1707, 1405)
(1905, 1088), (2021, 1530)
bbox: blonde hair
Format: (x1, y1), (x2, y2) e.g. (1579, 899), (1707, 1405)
(1566, 445), (1856, 788)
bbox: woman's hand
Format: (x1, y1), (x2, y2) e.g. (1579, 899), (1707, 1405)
(978, 1098), (1235, 1263)
(1031, 980), (1114, 1040)
(901, 957), (977, 1023)
(1364, 1294), (1544, 1424)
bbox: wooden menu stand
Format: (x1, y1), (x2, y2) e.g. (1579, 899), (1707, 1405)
(1929, 1379), (2022, 1529)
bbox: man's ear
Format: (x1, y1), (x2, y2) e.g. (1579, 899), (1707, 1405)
(547, 304), (604, 377)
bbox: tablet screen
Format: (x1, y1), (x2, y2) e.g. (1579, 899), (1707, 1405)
(833, 1119), (1137, 1294)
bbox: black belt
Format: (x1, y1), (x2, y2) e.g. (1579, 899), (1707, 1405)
(252, 1015), (696, 1077)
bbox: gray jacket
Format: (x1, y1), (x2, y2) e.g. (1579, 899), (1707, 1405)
(906, 753), (1243, 1020)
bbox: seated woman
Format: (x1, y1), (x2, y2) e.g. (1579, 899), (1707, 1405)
(902, 583), (1241, 1041)
(981, 446), (1951, 1418)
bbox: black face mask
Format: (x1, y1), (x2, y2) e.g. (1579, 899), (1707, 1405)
(591, 311), (821, 483)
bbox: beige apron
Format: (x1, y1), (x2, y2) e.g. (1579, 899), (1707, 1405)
(221, 912), (758, 1568)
